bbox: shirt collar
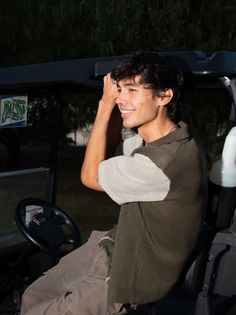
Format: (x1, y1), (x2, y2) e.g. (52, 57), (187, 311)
(146, 121), (190, 146)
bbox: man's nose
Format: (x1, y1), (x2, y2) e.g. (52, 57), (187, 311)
(116, 92), (127, 104)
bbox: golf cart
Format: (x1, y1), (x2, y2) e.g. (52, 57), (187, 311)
(0, 51), (236, 315)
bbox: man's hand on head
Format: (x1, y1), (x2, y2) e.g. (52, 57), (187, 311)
(99, 73), (119, 110)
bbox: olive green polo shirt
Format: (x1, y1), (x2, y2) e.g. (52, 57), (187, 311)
(101, 122), (207, 304)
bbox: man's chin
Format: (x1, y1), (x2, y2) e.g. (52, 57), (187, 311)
(123, 121), (133, 129)
(123, 120), (140, 129)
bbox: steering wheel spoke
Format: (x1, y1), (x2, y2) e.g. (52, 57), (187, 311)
(64, 235), (76, 244)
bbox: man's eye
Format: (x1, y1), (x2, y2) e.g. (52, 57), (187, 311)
(129, 88), (137, 92)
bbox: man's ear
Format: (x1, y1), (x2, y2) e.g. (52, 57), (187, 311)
(156, 89), (173, 106)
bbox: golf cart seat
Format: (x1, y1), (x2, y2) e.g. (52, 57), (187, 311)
(195, 222), (236, 315)
(141, 225), (216, 315)
(145, 144), (236, 315)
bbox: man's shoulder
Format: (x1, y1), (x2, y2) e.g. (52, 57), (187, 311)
(133, 141), (182, 170)
(123, 133), (143, 155)
(133, 133), (199, 171)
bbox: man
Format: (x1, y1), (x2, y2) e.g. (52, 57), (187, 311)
(21, 53), (206, 315)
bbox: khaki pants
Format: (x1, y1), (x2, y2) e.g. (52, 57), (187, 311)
(20, 231), (126, 315)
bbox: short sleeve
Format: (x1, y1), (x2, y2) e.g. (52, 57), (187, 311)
(98, 153), (170, 205)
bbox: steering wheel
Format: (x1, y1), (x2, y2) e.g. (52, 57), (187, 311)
(14, 198), (81, 257)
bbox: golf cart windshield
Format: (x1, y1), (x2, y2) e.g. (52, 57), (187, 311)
(0, 51), (235, 250)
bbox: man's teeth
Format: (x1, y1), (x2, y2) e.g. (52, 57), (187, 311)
(120, 109), (135, 113)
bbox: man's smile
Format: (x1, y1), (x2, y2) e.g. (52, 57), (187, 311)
(119, 108), (136, 118)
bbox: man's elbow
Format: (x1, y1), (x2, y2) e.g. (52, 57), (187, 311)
(80, 172), (103, 191)
(80, 172), (87, 187)
(80, 170), (91, 188)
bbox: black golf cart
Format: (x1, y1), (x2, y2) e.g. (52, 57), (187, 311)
(0, 51), (236, 315)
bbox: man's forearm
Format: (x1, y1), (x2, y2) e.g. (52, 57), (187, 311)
(81, 100), (122, 191)
(81, 101), (111, 190)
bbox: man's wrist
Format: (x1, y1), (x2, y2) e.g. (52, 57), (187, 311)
(99, 98), (116, 108)
(97, 99), (116, 117)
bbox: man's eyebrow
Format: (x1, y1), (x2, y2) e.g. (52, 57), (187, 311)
(117, 82), (140, 88)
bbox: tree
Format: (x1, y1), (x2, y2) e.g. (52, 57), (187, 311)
(0, 0), (235, 141)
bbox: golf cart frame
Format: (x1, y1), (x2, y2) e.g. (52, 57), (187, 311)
(0, 51), (236, 315)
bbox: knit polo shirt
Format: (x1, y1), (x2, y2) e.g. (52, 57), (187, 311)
(101, 122), (207, 304)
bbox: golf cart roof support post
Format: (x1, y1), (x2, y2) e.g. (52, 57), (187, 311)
(219, 77), (236, 125)
(49, 96), (63, 204)
(229, 78), (236, 126)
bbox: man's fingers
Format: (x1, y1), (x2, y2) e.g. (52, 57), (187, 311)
(104, 73), (116, 84)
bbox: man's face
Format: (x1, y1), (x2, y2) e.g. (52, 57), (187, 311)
(116, 76), (160, 129)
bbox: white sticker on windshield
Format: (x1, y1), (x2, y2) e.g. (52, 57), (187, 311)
(25, 205), (43, 227)
(0, 95), (28, 128)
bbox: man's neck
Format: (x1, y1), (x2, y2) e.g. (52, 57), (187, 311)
(138, 115), (178, 143)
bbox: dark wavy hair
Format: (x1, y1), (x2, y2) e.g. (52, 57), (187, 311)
(111, 52), (183, 121)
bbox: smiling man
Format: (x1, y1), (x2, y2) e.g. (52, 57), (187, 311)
(81, 53), (206, 310)
(21, 53), (206, 315)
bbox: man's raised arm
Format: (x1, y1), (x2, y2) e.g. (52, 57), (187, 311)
(80, 74), (122, 191)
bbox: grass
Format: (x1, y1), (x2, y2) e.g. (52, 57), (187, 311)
(55, 144), (120, 242)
